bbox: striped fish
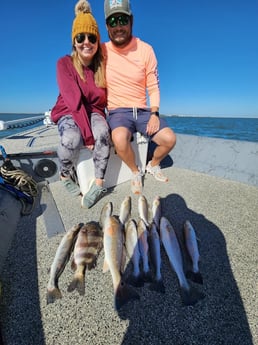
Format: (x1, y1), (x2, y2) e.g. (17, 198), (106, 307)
(67, 221), (103, 295)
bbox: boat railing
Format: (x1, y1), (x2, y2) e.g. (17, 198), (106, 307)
(0, 115), (44, 131)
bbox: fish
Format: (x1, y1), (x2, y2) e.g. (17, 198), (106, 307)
(137, 218), (152, 282)
(152, 196), (162, 229)
(124, 219), (143, 287)
(160, 217), (204, 306)
(99, 201), (113, 229)
(67, 221), (103, 295)
(148, 222), (165, 293)
(138, 195), (149, 226)
(183, 220), (203, 284)
(46, 223), (83, 304)
(102, 202), (139, 310)
(119, 196), (132, 225)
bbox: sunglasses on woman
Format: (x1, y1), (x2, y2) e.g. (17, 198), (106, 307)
(106, 14), (130, 28)
(75, 33), (97, 44)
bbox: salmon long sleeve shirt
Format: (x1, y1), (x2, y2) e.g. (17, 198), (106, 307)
(51, 55), (106, 145)
(102, 37), (160, 110)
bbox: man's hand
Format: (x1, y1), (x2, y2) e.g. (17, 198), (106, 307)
(146, 115), (160, 136)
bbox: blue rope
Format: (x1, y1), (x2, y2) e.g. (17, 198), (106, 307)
(0, 145), (7, 160)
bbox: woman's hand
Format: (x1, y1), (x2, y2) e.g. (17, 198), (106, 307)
(86, 144), (94, 150)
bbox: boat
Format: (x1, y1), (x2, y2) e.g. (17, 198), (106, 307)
(0, 118), (257, 345)
(43, 110), (54, 127)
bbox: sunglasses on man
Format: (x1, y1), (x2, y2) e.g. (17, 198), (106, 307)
(106, 14), (130, 28)
(75, 33), (97, 44)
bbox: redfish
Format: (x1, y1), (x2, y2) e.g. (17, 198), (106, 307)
(102, 202), (139, 310)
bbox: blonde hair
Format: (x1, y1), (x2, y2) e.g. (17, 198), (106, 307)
(71, 46), (106, 88)
(71, 0), (106, 88)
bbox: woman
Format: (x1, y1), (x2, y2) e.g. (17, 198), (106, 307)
(51, 0), (110, 209)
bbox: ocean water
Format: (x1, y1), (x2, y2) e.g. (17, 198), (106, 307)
(0, 113), (44, 139)
(164, 116), (258, 143)
(0, 113), (258, 143)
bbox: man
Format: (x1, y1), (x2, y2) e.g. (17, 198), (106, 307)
(103, 0), (176, 194)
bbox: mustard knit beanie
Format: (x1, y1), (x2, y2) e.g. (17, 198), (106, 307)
(72, 0), (100, 44)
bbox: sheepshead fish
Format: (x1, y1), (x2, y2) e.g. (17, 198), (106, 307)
(102, 203), (139, 310)
(67, 221), (103, 295)
(137, 218), (152, 282)
(46, 223), (83, 304)
(160, 217), (204, 306)
(138, 195), (149, 226)
(124, 219), (143, 287)
(148, 222), (165, 293)
(152, 196), (162, 230)
(183, 220), (203, 284)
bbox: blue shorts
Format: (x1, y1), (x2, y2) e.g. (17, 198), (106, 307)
(107, 107), (168, 138)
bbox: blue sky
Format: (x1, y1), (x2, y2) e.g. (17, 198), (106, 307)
(0, 0), (257, 117)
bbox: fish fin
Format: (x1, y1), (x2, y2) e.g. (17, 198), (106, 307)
(71, 260), (77, 271)
(67, 274), (85, 295)
(102, 259), (109, 273)
(180, 285), (205, 306)
(186, 270), (203, 285)
(149, 279), (165, 294)
(114, 281), (140, 311)
(46, 287), (62, 304)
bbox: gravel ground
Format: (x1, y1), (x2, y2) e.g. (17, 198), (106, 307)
(0, 166), (257, 345)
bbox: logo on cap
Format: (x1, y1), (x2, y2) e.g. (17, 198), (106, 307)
(109, 0), (123, 8)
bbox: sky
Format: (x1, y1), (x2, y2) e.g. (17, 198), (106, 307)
(0, 0), (257, 117)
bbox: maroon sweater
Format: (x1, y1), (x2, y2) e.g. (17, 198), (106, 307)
(51, 55), (106, 145)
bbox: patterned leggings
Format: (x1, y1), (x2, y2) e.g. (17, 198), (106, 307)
(57, 113), (110, 179)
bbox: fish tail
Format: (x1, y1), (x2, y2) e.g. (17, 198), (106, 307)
(114, 281), (140, 310)
(186, 270), (203, 285)
(142, 271), (153, 283)
(46, 287), (62, 304)
(180, 285), (205, 306)
(67, 274), (85, 295)
(149, 279), (165, 294)
(126, 274), (144, 287)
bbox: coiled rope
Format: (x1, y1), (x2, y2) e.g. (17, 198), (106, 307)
(0, 145), (38, 215)
(0, 162), (38, 197)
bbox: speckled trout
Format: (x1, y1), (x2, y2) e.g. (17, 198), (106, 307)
(148, 222), (165, 293)
(160, 217), (204, 306)
(138, 195), (149, 226)
(46, 223), (83, 304)
(137, 218), (152, 282)
(152, 196), (162, 229)
(183, 220), (203, 284)
(125, 218), (143, 287)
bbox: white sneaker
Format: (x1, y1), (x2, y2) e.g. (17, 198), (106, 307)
(146, 162), (168, 182)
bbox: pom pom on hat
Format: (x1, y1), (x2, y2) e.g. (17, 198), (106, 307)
(72, 0), (100, 43)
